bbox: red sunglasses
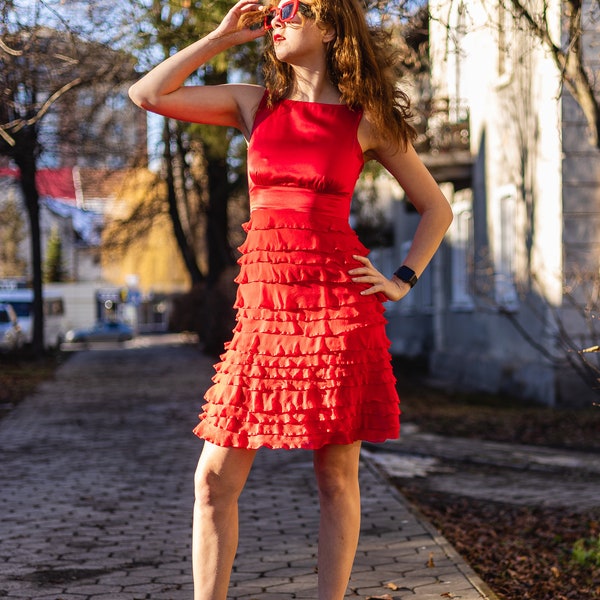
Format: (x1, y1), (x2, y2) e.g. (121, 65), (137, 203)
(264, 0), (315, 30)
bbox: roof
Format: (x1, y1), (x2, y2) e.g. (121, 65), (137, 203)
(0, 166), (131, 247)
(0, 167), (76, 202)
(0, 166), (130, 210)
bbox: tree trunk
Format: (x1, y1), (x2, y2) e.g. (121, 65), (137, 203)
(562, 0), (600, 148)
(509, 0), (600, 149)
(564, 65), (600, 149)
(200, 69), (236, 285)
(163, 119), (204, 285)
(13, 142), (45, 355)
(206, 156), (235, 285)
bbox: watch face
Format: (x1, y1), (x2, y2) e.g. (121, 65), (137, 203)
(395, 266), (417, 287)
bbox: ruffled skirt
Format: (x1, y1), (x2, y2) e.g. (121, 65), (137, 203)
(193, 208), (400, 449)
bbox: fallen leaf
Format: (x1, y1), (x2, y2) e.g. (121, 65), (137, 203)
(385, 582), (399, 591)
(550, 566), (560, 578)
(427, 551), (435, 568)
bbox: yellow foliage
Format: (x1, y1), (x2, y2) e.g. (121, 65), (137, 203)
(101, 169), (191, 293)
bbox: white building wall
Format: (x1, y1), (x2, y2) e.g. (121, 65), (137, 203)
(427, 0), (568, 405)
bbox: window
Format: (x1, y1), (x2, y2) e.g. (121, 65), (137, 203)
(107, 91), (127, 110)
(494, 185), (519, 311)
(450, 192), (474, 311)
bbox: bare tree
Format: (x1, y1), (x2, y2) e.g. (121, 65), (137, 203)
(162, 118), (205, 285)
(507, 0), (600, 148)
(139, 0), (261, 286)
(0, 0), (139, 353)
(432, 0), (600, 148)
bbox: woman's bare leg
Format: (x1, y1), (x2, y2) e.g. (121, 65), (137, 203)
(313, 442), (362, 600)
(193, 441), (257, 600)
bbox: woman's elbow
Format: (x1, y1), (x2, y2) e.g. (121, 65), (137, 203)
(128, 80), (162, 111)
(128, 82), (148, 109)
(426, 196), (454, 234)
(443, 201), (454, 229)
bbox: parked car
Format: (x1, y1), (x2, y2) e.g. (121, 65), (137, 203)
(63, 321), (134, 345)
(0, 289), (66, 348)
(0, 303), (25, 351)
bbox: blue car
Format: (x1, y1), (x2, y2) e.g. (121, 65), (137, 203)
(64, 321), (134, 345)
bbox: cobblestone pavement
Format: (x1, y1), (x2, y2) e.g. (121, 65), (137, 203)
(0, 335), (495, 600)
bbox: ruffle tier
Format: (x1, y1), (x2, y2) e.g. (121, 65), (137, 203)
(194, 208), (400, 450)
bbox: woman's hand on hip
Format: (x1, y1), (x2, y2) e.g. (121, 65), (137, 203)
(349, 255), (410, 302)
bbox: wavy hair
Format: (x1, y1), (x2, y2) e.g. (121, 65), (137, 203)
(244, 0), (416, 151)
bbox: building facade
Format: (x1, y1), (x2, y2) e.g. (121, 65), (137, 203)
(385, 0), (600, 406)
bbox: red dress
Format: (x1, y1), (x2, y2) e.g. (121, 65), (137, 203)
(193, 95), (400, 450)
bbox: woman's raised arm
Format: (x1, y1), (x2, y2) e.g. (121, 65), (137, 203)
(128, 0), (266, 137)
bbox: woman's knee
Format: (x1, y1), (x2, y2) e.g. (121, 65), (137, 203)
(195, 465), (235, 507)
(314, 444), (361, 501)
(194, 443), (255, 507)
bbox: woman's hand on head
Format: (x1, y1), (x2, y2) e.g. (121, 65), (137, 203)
(210, 0), (268, 44)
(349, 255), (411, 302)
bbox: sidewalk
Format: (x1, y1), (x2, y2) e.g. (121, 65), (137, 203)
(366, 426), (600, 512)
(0, 335), (496, 600)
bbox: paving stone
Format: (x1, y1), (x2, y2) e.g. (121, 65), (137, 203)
(86, 594), (133, 599)
(0, 336), (498, 600)
(267, 565), (317, 578)
(34, 595), (86, 600)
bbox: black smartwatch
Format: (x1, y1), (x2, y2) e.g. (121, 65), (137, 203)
(394, 265), (418, 288)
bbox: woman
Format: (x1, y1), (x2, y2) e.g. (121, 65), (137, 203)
(129, 1), (453, 598)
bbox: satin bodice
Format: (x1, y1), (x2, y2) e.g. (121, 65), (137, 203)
(247, 95), (364, 218)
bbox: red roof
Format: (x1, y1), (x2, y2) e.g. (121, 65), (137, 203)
(0, 167), (76, 202)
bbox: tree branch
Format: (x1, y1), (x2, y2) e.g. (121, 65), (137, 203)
(0, 37), (23, 56)
(0, 76), (82, 145)
(508, 0), (600, 147)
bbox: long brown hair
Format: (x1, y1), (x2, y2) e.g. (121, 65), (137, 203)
(250, 0), (416, 150)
